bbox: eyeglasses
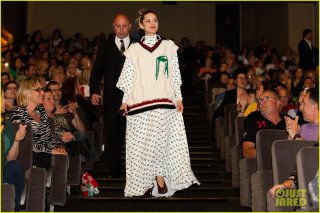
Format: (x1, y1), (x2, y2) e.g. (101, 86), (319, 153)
(237, 77), (247, 81)
(50, 88), (61, 92)
(6, 86), (18, 91)
(32, 87), (45, 92)
(258, 96), (278, 104)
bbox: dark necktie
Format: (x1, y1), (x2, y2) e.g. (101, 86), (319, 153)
(120, 39), (125, 54)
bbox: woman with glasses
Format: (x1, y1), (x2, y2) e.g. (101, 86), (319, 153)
(6, 78), (67, 169)
(2, 81), (18, 112)
(213, 70), (248, 119)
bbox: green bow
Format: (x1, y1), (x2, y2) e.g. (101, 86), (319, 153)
(155, 56), (169, 80)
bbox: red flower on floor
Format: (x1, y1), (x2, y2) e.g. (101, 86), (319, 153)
(257, 120), (267, 128)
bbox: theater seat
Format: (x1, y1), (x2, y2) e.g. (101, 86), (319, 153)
(231, 116), (245, 187)
(267, 140), (317, 212)
(296, 146), (319, 211)
(225, 110), (238, 172)
(1, 183), (15, 212)
(12, 123), (47, 212)
(251, 129), (287, 211)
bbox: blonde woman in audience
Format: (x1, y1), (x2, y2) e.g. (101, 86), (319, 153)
(6, 78), (67, 170)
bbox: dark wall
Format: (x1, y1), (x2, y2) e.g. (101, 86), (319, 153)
(1, 1), (27, 45)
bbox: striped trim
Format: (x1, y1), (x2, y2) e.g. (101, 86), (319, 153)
(128, 98), (175, 115)
(128, 104), (175, 115)
(138, 39), (162, 53)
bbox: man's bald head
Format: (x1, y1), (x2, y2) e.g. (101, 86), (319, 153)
(113, 13), (131, 39)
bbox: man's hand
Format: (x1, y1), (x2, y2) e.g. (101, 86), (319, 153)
(91, 94), (101, 105)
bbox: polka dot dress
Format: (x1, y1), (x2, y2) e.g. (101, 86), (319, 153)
(125, 108), (200, 197)
(118, 35), (200, 197)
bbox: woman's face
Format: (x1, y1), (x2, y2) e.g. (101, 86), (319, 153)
(43, 92), (56, 113)
(29, 82), (44, 106)
(4, 83), (18, 100)
(140, 13), (159, 36)
(1, 75), (10, 85)
(14, 58), (23, 69)
(295, 68), (303, 79)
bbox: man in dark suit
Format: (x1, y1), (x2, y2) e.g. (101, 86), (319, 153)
(90, 14), (132, 178)
(298, 29), (317, 70)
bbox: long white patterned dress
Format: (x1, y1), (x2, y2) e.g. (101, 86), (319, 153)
(116, 35), (200, 197)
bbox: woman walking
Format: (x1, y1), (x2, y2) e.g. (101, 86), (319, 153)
(117, 9), (199, 197)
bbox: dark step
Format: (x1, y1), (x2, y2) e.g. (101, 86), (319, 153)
(56, 196), (249, 212)
(95, 186), (239, 198)
(56, 197), (249, 212)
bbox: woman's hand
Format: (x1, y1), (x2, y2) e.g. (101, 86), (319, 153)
(55, 105), (69, 115)
(52, 148), (68, 155)
(119, 103), (129, 115)
(68, 102), (78, 115)
(14, 124), (27, 142)
(238, 94), (248, 111)
(177, 101), (184, 113)
(62, 131), (75, 143)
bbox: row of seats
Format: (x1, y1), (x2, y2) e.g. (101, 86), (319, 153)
(2, 114), (105, 212)
(211, 103), (318, 212)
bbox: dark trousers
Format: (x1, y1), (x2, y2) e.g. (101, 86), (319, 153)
(33, 152), (52, 170)
(104, 108), (126, 177)
(3, 161), (25, 211)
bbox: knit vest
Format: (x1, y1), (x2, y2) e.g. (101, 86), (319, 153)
(124, 39), (179, 115)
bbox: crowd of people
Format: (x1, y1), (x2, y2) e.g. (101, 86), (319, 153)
(1, 8), (319, 210)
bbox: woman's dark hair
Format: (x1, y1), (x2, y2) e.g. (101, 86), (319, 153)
(2, 81), (18, 92)
(46, 80), (60, 90)
(61, 77), (78, 105)
(138, 9), (157, 24)
(1, 72), (10, 80)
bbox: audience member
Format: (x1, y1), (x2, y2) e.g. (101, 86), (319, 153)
(285, 87), (318, 141)
(2, 90), (26, 211)
(242, 90), (286, 158)
(2, 81), (18, 112)
(6, 78), (67, 169)
(213, 70), (248, 119)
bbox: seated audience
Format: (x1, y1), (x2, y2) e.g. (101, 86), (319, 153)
(269, 87), (318, 198)
(6, 78), (67, 169)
